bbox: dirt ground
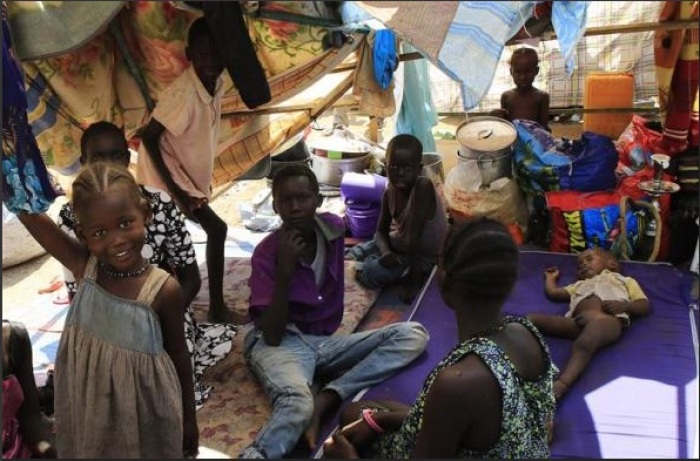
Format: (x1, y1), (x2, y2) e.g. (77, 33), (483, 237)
(1, 115), (583, 319)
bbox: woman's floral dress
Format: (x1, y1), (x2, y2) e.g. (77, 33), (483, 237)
(374, 315), (557, 459)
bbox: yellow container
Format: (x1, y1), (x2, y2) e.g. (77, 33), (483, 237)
(583, 72), (634, 139)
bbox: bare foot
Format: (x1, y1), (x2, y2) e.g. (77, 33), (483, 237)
(304, 410), (322, 451)
(304, 390), (341, 451)
(553, 379), (569, 401)
(207, 306), (248, 325)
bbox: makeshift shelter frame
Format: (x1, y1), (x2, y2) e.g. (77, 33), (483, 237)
(223, 18), (699, 120)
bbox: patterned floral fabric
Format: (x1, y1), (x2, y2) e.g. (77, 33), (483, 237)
(8, 1), (356, 185)
(183, 306), (235, 410)
(374, 315), (557, 459)
(2, 9), (57, 214)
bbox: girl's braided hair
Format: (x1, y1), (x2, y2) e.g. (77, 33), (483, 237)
(70, 162), (142, 225)
(441, 217), (519, 304)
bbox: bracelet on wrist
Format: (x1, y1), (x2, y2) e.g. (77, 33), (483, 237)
(361, 408), (384, 434)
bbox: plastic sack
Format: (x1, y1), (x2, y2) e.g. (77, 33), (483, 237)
(513, 120), (618, 193)
(546, 190), (641, 255)
(446, 177), (528, 243)
(546, 165), (673, 260)
(444, 157), (484, 195)
(616, 115), (664, 175)
(2, 203), (47, 268)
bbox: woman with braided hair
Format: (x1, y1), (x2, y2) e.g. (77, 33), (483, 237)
(323, 217), (557, 458)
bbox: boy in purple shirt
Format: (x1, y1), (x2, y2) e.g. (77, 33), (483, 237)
(240, 164), (429, 459)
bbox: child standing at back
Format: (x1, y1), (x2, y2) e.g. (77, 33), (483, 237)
(493, 47), (550, 131)
(347, 134), (447, 303)
(137, 18), (239, 324)
(10, 163), (198, 458)
(528, 248), (650, 400)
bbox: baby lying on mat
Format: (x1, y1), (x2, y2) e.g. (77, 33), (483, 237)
(528, 248), (650, 400)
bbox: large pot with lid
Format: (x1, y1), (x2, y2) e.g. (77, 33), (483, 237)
(456, 116), (517, 187)
(306, 128), (372, 186)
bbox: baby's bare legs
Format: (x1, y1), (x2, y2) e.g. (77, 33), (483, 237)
(528, 311), (623, 400)
(559, 313), (622, 398)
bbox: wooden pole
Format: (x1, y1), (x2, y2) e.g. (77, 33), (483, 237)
(330, 51), (424, 74)
(507, 19), (698, 45)
(437, 107), (660, 117)
(222, 98), (358, 117)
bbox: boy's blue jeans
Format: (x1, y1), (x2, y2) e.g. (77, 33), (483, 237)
(238, 321), (429, 459)
(346, 239), (433, 289)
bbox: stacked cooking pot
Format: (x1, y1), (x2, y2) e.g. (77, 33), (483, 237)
(454, 116), (516, 188)
(305, 128), (372, 187)
(444, 116), (528, 240)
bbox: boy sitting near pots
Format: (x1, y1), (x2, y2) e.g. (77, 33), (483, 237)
(346, 134), (447, 303)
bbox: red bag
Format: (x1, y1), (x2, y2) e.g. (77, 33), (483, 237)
(547, 190), (626, 254)
(548, 167), (673, 259)
(616, 115), (664, 174)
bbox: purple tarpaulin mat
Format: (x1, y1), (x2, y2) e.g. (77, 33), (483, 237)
(314, 251), (698, 459)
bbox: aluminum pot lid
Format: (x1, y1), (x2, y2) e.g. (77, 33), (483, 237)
(306, 130), (371, 154)
(457, 117), (517, 152)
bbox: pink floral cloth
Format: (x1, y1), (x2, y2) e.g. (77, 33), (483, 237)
(11, 1), (358, 185)
(2, 375), (32, 459)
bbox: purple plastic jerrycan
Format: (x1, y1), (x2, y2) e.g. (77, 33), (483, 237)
(340, 173), (388, 205)
(344, 201), (382, 238)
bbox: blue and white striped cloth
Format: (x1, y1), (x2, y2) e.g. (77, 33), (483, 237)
(342, 1), (589, 111)
(438, 1), (536, 110)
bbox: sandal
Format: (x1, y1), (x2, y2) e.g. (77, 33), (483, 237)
(37, 276), (63, 294)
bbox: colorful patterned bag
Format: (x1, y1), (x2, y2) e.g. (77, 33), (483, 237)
(513, 119), (618, 193)
(546, 189), (643, 255)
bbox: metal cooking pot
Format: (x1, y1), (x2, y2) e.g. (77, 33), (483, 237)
(456, 116), (516, 187)
(237, 132), (309, 181)
(309, 153), (371, 186)
(306, 128), (372, 186)
(422, 152), (445, 190)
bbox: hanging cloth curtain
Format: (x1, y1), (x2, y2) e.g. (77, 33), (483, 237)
(2, 11), (57, 214)
(395, 42), (438, 152)
(201, 1), (272, 109)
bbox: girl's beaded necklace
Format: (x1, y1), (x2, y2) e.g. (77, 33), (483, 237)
(100, 259), (149, 278)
